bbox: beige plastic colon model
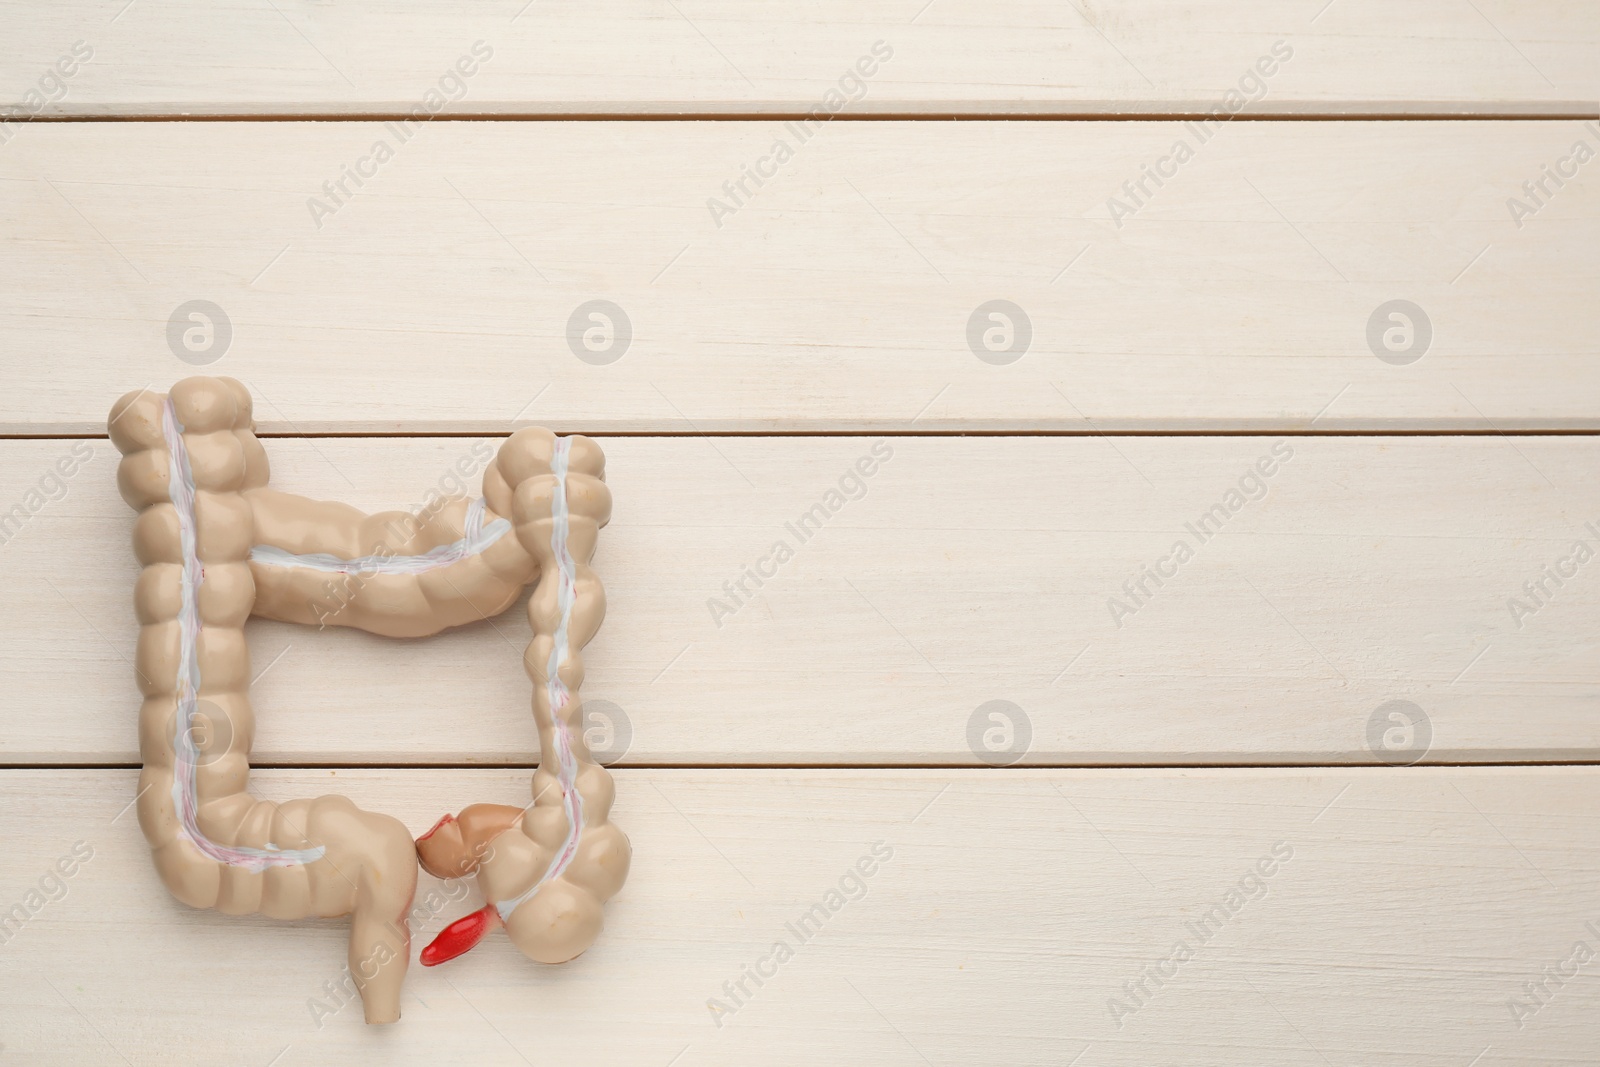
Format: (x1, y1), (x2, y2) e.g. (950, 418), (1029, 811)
(108, 376), (631, 1023)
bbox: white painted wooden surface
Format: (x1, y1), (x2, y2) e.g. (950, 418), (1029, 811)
(4, 4), (1598, 1063)
(2, 1), (1596, 116)
(1, 768), (1594, 1065)
(1, 121), (1597, 433)
(8, 434), (1600, 766)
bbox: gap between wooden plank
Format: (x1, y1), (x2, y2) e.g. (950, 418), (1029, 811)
(11, 112), (1600, 122)
(15, 429), (1600, 441)
(11, 760), (1600, 771)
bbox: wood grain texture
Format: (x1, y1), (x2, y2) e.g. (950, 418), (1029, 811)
(3, 5), (1597, 1060)
(1, 2), (1596, 116)
(1, 767), (1595, 1065)
(2, 121), (1597, 433)
(10, 435), (1599, 765)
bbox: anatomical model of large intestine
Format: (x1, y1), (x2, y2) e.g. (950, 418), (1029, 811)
(108, 376), (630, 1024)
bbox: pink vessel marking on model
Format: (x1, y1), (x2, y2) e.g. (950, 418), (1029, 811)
(161, 398), (324, 872)
(493, 435), (586, 921)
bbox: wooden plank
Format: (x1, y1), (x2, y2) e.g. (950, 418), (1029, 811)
(1, 767), (1596, 1064)
(10, 434), (1600, 766)
(2, 120), (1597, 433)
(1, 2), (1596, 117)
